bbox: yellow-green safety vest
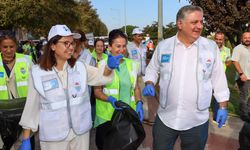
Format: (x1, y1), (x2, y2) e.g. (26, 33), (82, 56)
(91, 50), (108, 65)
(96, 58), (139, 121)
(0, 53), (32, 100)
(219, 46), (231, 71)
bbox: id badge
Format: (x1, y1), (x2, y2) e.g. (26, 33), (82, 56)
(42, 78), (59, 91)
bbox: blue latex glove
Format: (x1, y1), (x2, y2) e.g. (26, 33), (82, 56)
(142, 84), (155, 96)
(216, 108), (228, 128)
(136, 101), (144, 122)
(20, 138), (31, 150)
(107, 96), (122, 110)
(107, 54), (123, 71)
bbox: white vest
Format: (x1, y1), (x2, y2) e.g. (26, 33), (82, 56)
(157, 36), (217, 110)
(32, 62), (91, 141)
(127, 42), (147, 76)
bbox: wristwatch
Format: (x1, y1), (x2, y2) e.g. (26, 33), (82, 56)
(239, 72), (244, 76)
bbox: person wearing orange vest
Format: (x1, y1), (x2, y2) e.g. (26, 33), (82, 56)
(0, 35), (32, 150)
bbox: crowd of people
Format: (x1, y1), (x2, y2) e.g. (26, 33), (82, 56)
(0, 4), (250, 150)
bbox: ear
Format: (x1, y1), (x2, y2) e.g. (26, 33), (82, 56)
(51, 44), (56, 51)
(177, 20), (183, 30)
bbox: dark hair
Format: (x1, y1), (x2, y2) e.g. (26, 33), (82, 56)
(94, 38), (104, 47)
(39, 35), (76, 71)
(0, 35), (17, 45)
(108, 29), (127, 46)
(215, 31), (225, 36)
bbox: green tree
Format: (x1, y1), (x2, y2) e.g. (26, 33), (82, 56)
(0, 0), (107, 38)
(163, 22), (177, 39)
(188, 0), (250, 46)
(74, 1), (108, 36)
(120, 25), (138, 41)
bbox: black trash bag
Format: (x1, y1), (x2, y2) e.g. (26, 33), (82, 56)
(239, 122), (250, 150)
(0, 98), (26, 150)
(239, 103), (250, 123)
(103, 101), (145, 150)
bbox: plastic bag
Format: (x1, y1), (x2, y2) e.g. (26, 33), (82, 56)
(103, 101), (145, 150)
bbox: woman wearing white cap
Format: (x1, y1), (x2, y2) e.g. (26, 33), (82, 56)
(19, 24), (123, 150)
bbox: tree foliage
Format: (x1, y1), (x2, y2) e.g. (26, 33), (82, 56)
(143, 22), (178, 42)
(188, 0), (250, 46)
(120, 25), (138, 41)
(0, 0), (107, 38)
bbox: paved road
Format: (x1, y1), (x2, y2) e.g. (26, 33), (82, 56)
(1, 95), (244, 150)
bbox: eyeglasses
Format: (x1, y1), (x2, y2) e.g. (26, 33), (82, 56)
(57, 41), (76, 48)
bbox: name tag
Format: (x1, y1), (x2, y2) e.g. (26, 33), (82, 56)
(42, 78), (59, 91)
(161, 54), (171, 63)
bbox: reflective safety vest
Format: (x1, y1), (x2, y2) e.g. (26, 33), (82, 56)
(96, 58), (139, 121)
(91, 50), (108, 66)
(0, 53), (32, 100)
(32, 62), (91, 141)
(219, 46), (231, 71)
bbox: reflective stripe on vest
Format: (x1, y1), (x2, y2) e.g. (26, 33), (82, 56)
(96, 58), (139, 121)
(41, 97), (84, 110)
(0, 53), (31, 100)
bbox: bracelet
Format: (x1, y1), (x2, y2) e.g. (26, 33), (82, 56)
(239, 72), (244, 76)
(136, 100), (143, 105)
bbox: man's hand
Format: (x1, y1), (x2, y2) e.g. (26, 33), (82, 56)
(216, 108), (228, 128)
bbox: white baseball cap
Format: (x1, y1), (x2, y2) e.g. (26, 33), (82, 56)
(132, 28), (143, 35)
(47, 24), (81, 41)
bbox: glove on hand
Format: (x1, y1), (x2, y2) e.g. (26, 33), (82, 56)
(136, 101), (144, 122)
(216, 108), (228, 128)
(20, 138), (31, 150)
(142, 84), (155, 96)
(107, 54), (123, 71)
(107, 96), (122, 110)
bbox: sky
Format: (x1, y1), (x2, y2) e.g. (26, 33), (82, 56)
(90, 0), (190, 31)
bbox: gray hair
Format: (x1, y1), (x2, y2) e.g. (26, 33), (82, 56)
(176, 5), (203, 22)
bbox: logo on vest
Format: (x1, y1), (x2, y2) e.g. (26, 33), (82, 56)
(0, 72), (4, 78)
(20, 67), (26, 74)
(161, 54), (171, 63)
(205, 58), (212, 68)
